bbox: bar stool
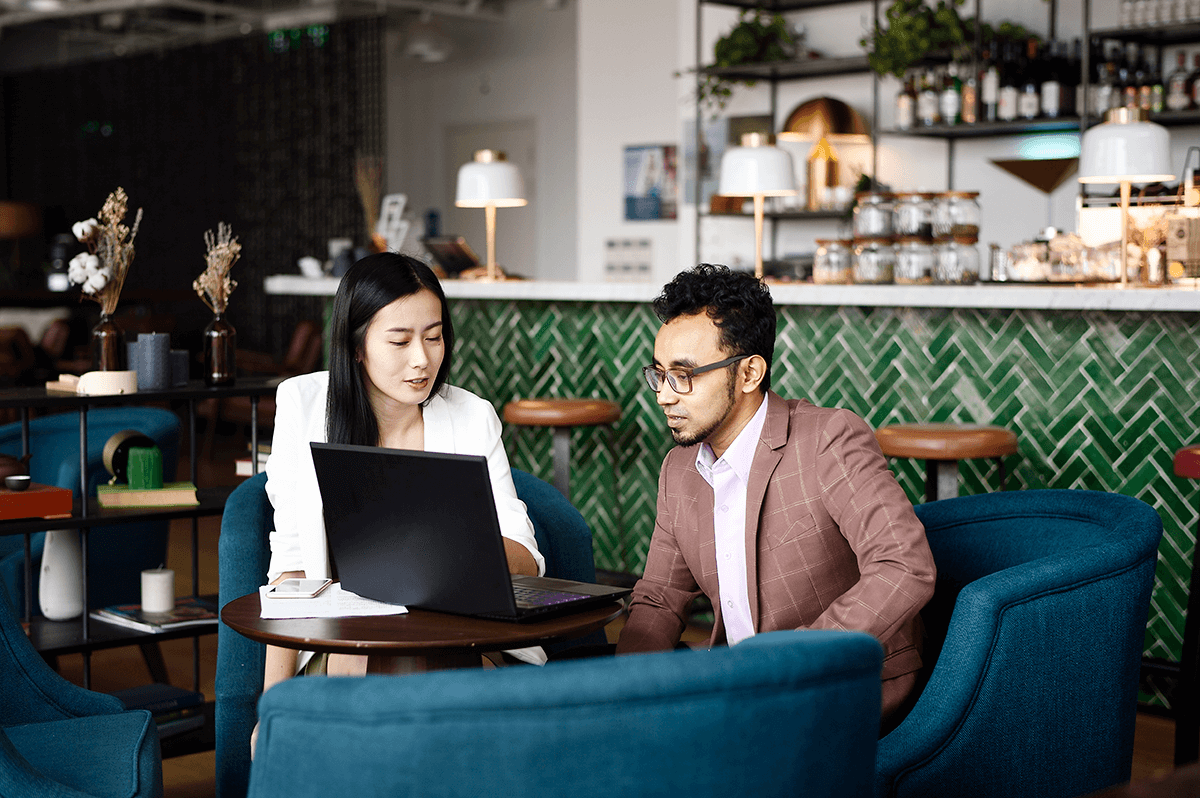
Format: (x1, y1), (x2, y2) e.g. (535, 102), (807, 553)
(502, 398), (621, 499)
(875, 422), (1018, 503)
(1169, 443), (1200, 765)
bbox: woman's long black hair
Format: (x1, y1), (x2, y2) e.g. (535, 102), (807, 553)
(325, 253), (454, 447)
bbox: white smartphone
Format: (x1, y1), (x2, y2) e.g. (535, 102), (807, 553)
(267, 578), (333, 599)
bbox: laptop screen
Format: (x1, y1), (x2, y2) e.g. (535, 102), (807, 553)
(310, 442), (518, 616)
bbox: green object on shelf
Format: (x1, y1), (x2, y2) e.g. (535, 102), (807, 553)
(126, 445), (164, 490)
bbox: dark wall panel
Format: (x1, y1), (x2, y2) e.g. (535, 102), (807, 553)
(3, 19), (384, 355)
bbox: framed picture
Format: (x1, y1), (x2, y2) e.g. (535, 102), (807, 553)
(624, 144), (678, 221)
(377, 194), (409, 251)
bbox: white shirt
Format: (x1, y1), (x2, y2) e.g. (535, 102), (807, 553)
(694, 395), (768, 646)
(264, 371), (545, 581)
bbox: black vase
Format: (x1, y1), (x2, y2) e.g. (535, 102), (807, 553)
(203, 313), (236, 386)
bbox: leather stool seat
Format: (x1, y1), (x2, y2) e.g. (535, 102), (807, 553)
(875, 423), (1018, 503)
(503, 399), (621, 429)
(502, 398), (621, 499)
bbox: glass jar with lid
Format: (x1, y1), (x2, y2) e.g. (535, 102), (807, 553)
(853, 238), (896, 284)
(894, 237), (935, 284)
(934, 236), (980, 284)
(853, 192), (895, 239)
(813, 239), (853, 284)
(945, 191), (981, 239)
(893, 192), (936, 239)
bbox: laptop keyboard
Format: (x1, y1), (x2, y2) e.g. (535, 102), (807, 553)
(513, 585), (583, 607)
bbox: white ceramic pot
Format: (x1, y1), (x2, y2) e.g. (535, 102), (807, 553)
(39, 529), (83, 621)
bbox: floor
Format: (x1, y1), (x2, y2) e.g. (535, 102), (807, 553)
(42, 426), (1188, 796)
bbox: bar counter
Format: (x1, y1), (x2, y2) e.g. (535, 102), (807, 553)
(267, 273), (1200, 689)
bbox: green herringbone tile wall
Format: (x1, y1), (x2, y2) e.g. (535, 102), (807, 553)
(450, 298), (1200, 676)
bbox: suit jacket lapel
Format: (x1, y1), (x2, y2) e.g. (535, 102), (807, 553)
(745, 391), (788, 631)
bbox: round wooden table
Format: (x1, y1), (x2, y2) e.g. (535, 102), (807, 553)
(221, 592), (625, 671)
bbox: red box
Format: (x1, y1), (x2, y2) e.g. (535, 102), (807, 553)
(0, 483), (73, 521)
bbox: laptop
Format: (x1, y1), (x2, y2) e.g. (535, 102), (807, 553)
(309, 442), (630, 622)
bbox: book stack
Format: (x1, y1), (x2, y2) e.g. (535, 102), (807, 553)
(96, 481), (199, 508)
(90, 596), (219, 634)
(109, 683), (207, 738)
(235, 441), (271, 477)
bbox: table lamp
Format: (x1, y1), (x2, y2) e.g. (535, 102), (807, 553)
(718, 133), (797, 279)
(1078, 107), (1174, 287)
(455, 149), (527, 282)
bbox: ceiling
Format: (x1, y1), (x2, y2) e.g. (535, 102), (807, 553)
(0, 0), (508, 68)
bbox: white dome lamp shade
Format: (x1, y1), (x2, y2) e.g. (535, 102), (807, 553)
(455, 149), (527, 281)
(1078, 107), (1174, 287)
(718, 133), (797, 279)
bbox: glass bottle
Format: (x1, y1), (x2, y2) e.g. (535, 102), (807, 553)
(1190, 52), (1200, 109)
(203, 313), (237, 387)
(852, 238), (896, 284)
(1040, 40), (1064, 119)
(998, 43), (1020, 122)
(1167, 50), (1192, 110)
(1144, 52), (1165, 113)
(981, 39), (1001, 122)
(1019, 39), (1041, 120)
(939, 63), (963, 126)
(895, 71), (916, 131)
(917, 69), (940, 126)
(961, 58), (979, 124)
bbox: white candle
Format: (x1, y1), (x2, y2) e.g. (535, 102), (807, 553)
(141, 568), (175, 613)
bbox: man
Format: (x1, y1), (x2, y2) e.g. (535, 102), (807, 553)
(616, 264), (935, 722)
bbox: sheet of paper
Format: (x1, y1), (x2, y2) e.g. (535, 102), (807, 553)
(258, 582), (408, 620)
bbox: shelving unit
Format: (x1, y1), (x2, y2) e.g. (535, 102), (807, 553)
(0, 377), (279, 758)
(693, 0), (878, 265)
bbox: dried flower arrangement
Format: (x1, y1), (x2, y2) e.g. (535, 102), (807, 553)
(193, 222), (242, 314)
(68, 187), (143, 315)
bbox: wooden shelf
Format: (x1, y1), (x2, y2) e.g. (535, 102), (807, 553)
(699, 54), (871, 82)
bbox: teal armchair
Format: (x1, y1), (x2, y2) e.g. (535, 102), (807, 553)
(247, 629), (883, 798)
(877, 489), (1163, 798)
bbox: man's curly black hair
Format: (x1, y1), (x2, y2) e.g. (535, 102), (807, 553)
(652, 264), (775, 392)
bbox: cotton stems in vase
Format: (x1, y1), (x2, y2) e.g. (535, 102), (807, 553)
(69, 188), (143, 371)
(194, 223), (242, 386)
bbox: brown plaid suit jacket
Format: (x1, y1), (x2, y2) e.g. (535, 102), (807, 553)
(618, 391), (936, 717)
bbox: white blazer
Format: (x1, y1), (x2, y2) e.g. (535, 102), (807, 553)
(264, 371), (545, 581)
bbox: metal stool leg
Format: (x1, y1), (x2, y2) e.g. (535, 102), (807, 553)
(927, 460), (959, 503)
(997, 457), (1007, 490)
(551, 426), (571, 498)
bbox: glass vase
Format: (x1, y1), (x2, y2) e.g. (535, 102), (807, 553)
(91, 312), (124, 371)
(204, 312), (236, 386)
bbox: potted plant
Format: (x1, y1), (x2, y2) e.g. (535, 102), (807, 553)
(692, 10), (796, 114)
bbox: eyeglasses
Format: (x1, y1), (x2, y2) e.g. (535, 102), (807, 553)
(641, 355), (749, 394)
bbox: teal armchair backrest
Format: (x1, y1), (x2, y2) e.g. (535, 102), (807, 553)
(877, 489), (1163, 798)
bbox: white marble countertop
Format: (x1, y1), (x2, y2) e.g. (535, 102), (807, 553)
(264, 274), (1200, 313)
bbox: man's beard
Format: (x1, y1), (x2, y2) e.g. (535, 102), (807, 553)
(670, 370), (738, 447)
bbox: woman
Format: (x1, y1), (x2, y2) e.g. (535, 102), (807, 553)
(260, 253), (544, 693)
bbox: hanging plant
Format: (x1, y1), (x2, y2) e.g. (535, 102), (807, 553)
(687, 10), (796, 115)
